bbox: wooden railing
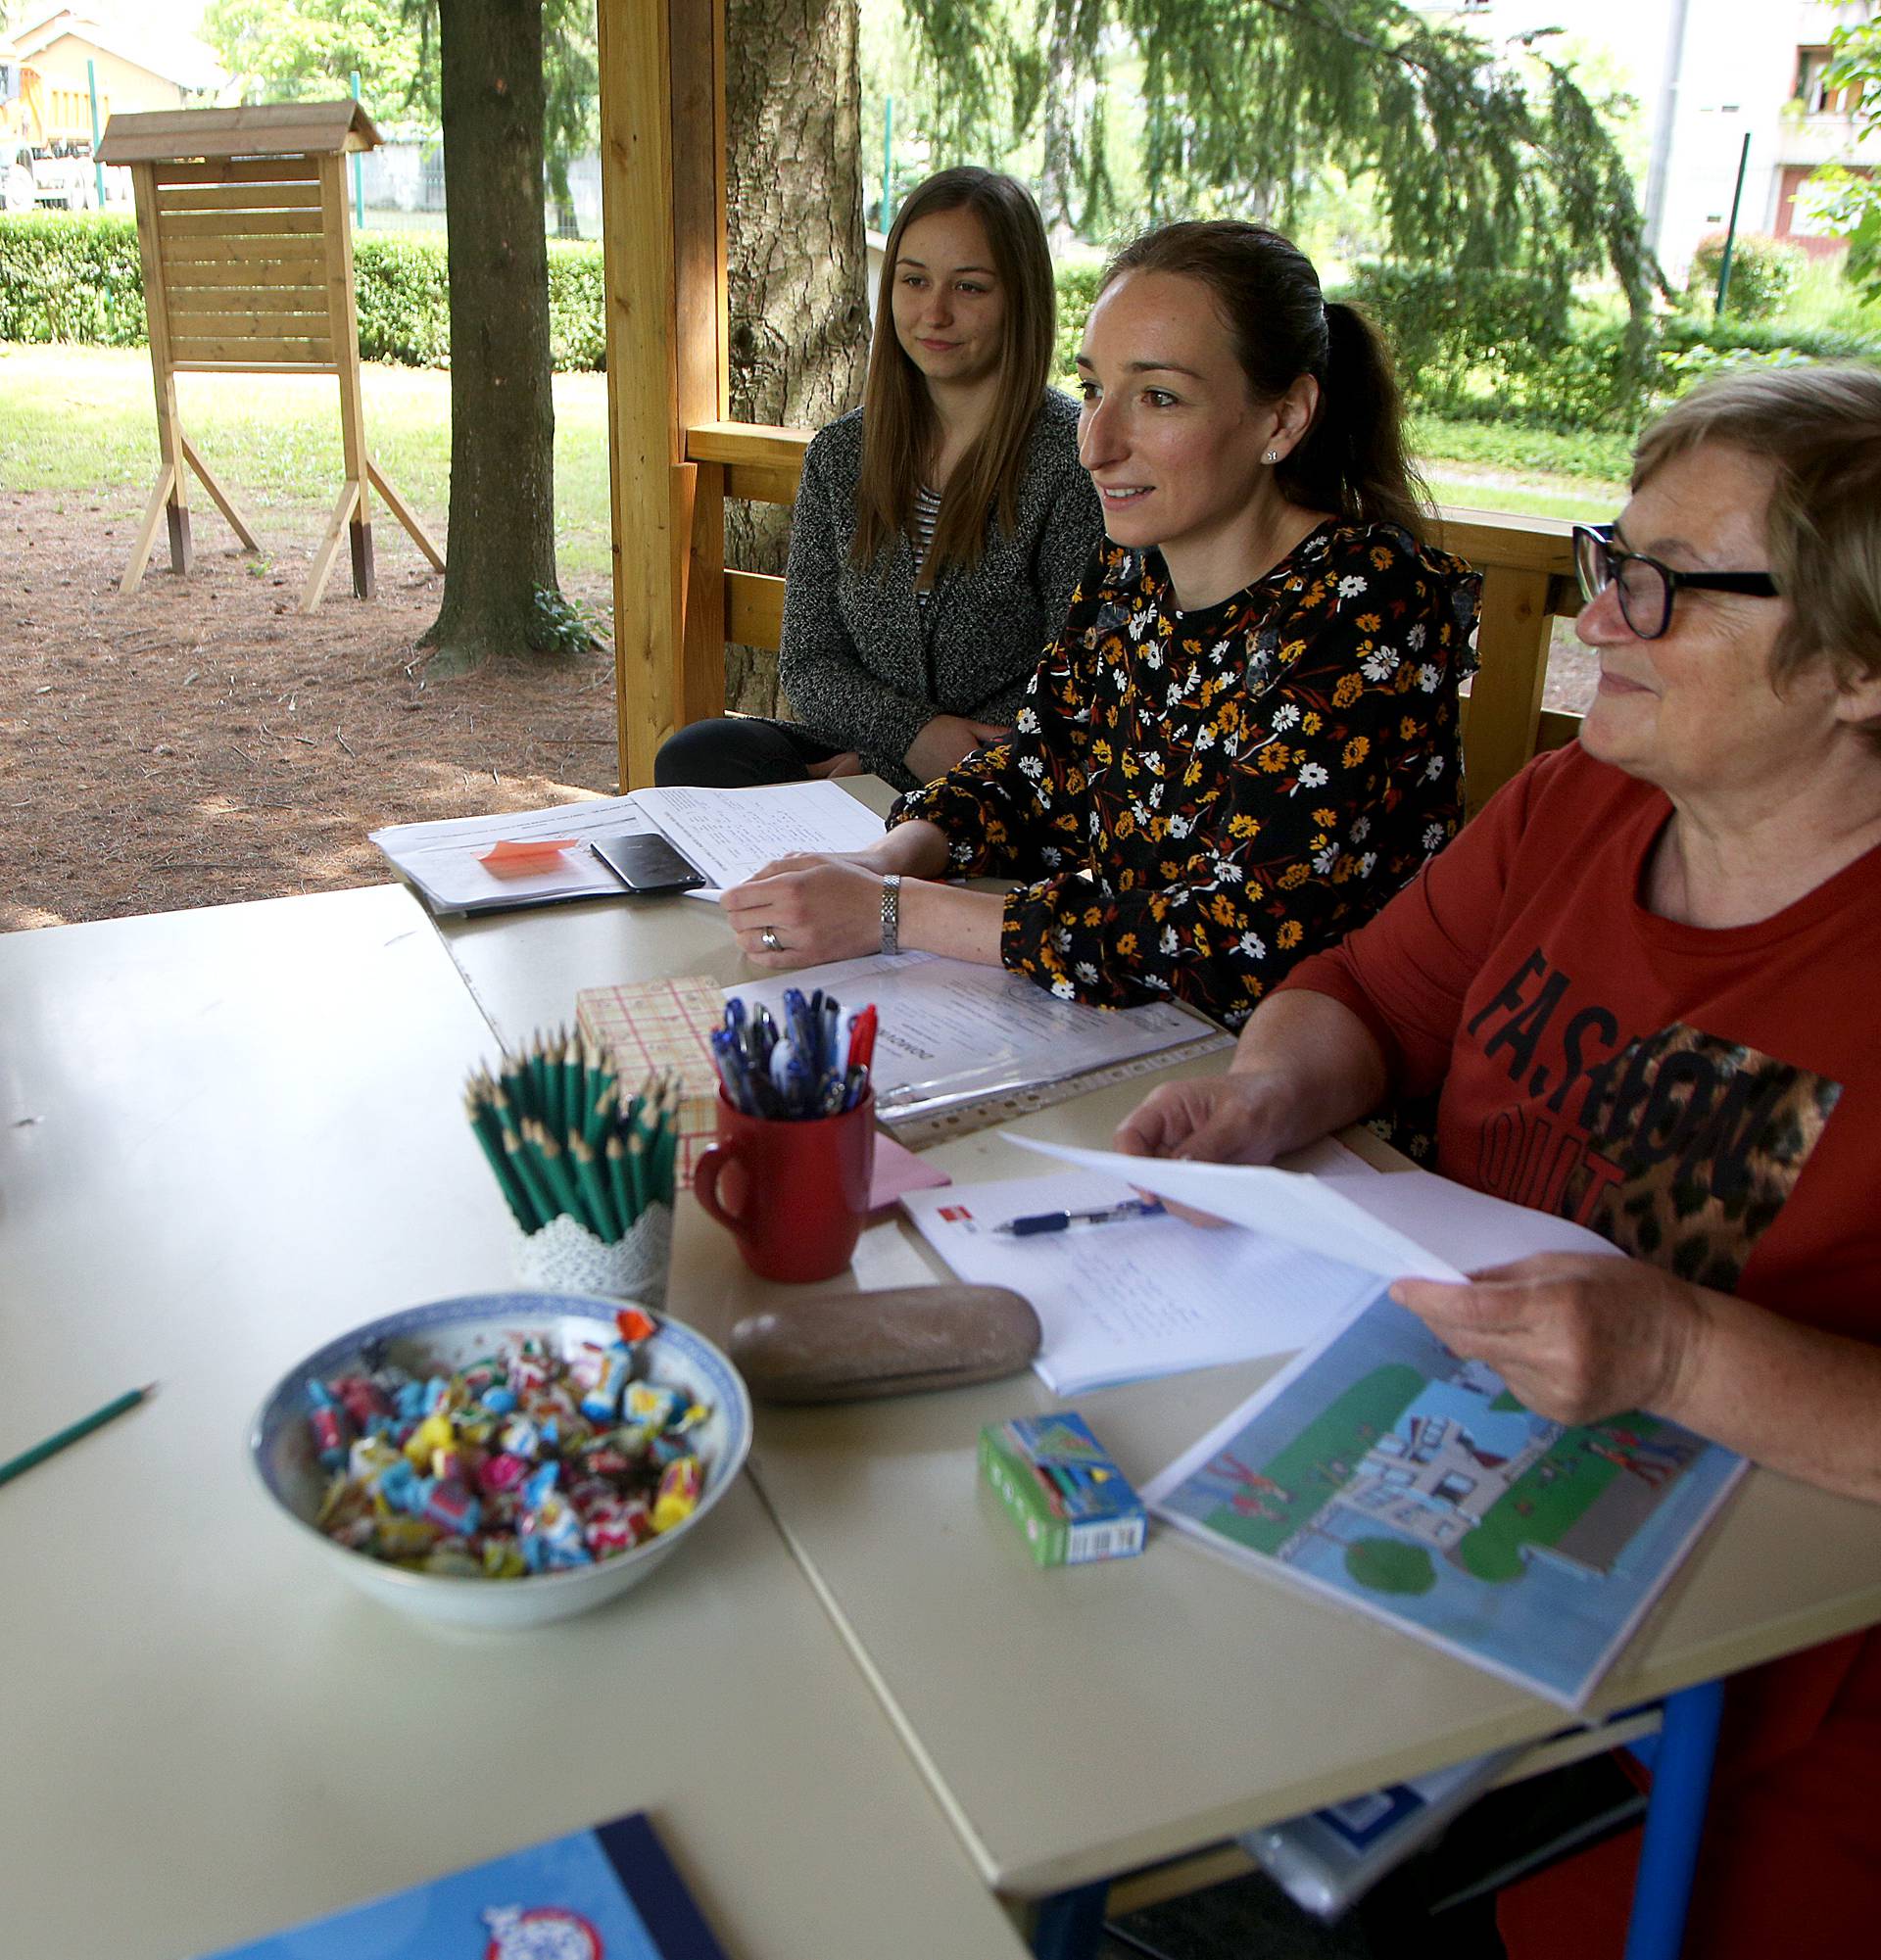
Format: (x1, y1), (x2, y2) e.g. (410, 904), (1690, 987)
(681, 420), (1585, 815)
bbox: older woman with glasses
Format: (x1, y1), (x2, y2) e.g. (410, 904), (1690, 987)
(1116, 363), (1881, 1958)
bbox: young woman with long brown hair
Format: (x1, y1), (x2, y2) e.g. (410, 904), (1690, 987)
(655, 167), (1102, 791)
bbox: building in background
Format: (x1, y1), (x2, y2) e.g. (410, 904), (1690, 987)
(1414, 0), (1877, 280)
(1, 6), (224, 151)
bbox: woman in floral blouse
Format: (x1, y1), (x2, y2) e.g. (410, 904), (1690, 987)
(721, 219), (1479, 1027)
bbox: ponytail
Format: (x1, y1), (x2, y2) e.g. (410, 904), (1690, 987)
(1280, 301), (1428, 541)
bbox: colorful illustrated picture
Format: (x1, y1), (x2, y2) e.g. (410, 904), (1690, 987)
(1148, 1291), (1744, 1706)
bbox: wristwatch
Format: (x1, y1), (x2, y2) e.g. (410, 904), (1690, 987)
(880, 874), (902, 956)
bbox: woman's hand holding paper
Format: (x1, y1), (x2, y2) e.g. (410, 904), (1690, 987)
(1389, 1254), (1704, 1429)
(1113, 1073), (1301, 1169)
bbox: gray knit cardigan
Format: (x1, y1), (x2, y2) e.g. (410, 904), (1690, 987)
(778, 390), (1105, 791)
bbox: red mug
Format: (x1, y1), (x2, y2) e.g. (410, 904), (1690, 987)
(693, 1088), (876, 1283)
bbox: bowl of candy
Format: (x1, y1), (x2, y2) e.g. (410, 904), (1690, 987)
(250, 1292), (751, 1630)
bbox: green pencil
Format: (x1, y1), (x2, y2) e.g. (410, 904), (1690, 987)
(1, 1382), (158, 1489)
(570, 1134), (619, 1243)
(465, 1085), (538, 1232)
(605, 1133), (633, 1235)
(527, 1120), (591, 1231)
(649, 1074), (678, 1206)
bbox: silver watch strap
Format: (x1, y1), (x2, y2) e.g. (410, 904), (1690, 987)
(880, 874), (901, 956)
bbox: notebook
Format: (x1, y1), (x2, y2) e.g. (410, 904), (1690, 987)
(198, 1810), (727, 1959)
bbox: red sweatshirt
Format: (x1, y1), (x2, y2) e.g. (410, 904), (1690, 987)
(1279, 741), (1881, 1956)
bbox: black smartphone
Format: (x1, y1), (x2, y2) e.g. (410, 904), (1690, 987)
(593, 831), (706, 894)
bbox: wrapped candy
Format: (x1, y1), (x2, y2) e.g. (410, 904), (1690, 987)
(306, 1326), (713, 1579)
(652, 1456), (701, 1534)
(579, 1342), (634, 1422)
(306, 1382), (352, 1469)
(624, 1381), (684, 1431)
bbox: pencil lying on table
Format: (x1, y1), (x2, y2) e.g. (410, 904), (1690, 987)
(465, 1028), (679, 1243)
(0, 1382), (158, 1490)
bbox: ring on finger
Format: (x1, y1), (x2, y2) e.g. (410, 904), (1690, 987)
(760, 925), (782, 952)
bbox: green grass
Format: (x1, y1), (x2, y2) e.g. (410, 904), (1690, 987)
(1203, 1362), (1424, 1555)
(1451, 1419), (1675, 1583)
(0, 343), (1631, 560)
(0, 345), (616, 576)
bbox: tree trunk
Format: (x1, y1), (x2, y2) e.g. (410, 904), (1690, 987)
(723, 0), (869, 714)
(422, 0), (560, 672)
(1039, 2), (1079, 244)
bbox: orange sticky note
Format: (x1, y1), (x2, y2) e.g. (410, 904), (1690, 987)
(478, 837), (580, 878)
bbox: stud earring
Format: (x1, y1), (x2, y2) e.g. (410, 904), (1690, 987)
(1263, 450), (1279, 465)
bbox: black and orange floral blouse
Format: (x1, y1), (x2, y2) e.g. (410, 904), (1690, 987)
(890, 521), (1480, 1028)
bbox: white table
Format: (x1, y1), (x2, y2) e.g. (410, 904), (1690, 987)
(428, 872), (1881, 1918)
(0, 886), (1029, 1960)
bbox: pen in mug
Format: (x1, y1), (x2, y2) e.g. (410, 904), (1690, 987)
(992, 1198), (1166, 1237)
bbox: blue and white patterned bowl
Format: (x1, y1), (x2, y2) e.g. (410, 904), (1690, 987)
(249, 1292), (752, 1630)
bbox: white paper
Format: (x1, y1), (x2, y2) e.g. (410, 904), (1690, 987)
(1007, 1136), (1621, 1283)
(1278, 1134), (1379, 1180)
(900, 1170), (1378, 1394)
(726, 951), (1227, 1120)
(631, 780), (887, 892)
(368, 794), (655, 912)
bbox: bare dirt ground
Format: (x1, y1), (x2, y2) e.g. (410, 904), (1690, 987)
(2, 484), (1597, 934)
(2, 489), (619, 932)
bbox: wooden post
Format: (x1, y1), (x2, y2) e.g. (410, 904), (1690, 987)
(317, 152), (374, 601)
(1436, 508), (1575, 817)
(672, 0), (730, 734)
(124, 159), (192, 587)
(598, 0), (728, 790)
(1466, 563), (1555, 817)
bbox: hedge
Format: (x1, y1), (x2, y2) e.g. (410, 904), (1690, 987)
(0, 213), (610, 370)
(7, 213), (1877, 429)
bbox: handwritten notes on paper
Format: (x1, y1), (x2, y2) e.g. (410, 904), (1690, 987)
(631, 782), (887, 895)
(900, 1170), (1377, 1395)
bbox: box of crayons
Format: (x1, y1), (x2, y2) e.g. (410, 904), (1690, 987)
(978, 1411), (1146, 1568)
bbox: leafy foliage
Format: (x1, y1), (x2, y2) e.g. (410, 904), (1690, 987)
(903, 0), (1658, 392)
(527, 585), (606, 655)
(0, 218), (609, 369)
(200, 0), (599, 203)
(1341, 263), (1572, 413)
(1816, 19), (1881, 302)
(201, 0), (436, 115)
(0, 214), (145, 345)
(1684, 232), (1804, 323)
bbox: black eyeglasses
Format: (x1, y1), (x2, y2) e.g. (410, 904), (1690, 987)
(1572, 524), (1779, 641)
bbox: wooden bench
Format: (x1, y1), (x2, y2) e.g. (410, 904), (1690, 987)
(674, 419), (1586, 816)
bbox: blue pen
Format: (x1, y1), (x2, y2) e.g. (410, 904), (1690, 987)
(747, 1005), (777, 1081)
(819, 998), (840, 1085)
(993, 1198), (1166, 1237)
(710, 1028), (752, 1114)
(771, 1035), (817, 1116)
